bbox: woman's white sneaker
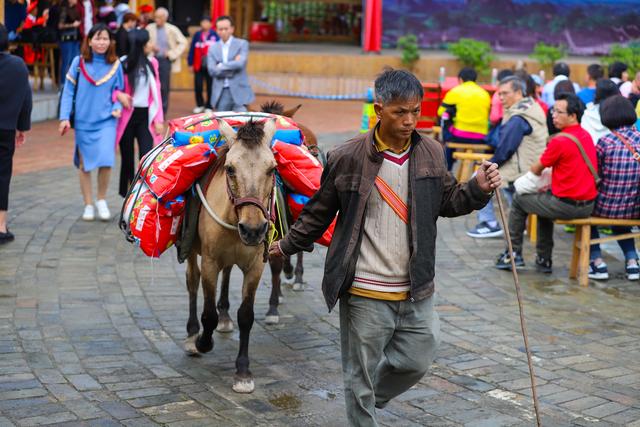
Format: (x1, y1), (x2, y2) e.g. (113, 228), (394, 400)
(95, 199), (111, 221)
(82, 205), (95, 221)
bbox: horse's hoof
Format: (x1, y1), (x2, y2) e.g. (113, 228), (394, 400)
(264, 315), (279, 325)
(216, 320), (234, 333)
(292, 282), (304, 291)
(196, 335), (214, 353)
(183, 335), (199, 355)
(232, 377), (255, 393)
(284, 272), (294, 280)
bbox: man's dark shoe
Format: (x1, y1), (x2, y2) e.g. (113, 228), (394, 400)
(0, 230), (15, 244)
(495, 251), (525, 270)
(535, 255), (552, 274)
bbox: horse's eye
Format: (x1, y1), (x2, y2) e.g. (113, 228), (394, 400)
(226, 166), (235, 177)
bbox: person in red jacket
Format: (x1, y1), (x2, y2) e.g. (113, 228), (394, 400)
(187, 17), (218, 113)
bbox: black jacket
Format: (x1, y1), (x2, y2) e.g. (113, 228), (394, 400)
(279, 128), (491, 311)
(0, 53), (32, 131)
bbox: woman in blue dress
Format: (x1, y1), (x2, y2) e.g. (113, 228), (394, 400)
(59, 23), (124, 221)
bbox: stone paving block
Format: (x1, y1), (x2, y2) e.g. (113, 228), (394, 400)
(582, 401), (628, 418)
(15, 411), (77, 426)
(0, 416), (16, 427)
(120, 417), (161, 426)
(98, 401), (141, 420)
(45, 383), (82, 401)
(0, 388), (49, 401)
(63, 399), (107, 420)
(541, 389), (588, 405)
(66, 374), (102, 391)
(561, 396), (609, 412)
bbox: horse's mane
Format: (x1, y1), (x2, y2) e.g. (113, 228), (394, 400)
(260, 100), (285, 115)
(209, 120), (266, 177)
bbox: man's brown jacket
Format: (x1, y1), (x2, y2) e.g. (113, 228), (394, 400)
(279, 127), (492, 311)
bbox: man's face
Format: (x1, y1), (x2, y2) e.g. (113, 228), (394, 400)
(374, 98), (421, 139)
(622, 70), (630, 82)
(154, 11), (167, 26)
(216, 19), (234, 42)
(551, 100), (576, 129)
(497, 83), (522, 109)
(201, 19), (212, 32)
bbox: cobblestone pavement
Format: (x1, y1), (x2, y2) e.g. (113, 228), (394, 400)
(2, 105), (640, 425)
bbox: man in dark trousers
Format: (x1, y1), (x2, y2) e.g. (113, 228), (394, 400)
(0, 24), (32, 243)
(269, 69), (501, 426)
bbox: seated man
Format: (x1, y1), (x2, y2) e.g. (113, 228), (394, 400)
(438, 67), (491, 169)
(495, 93), (598, 272)
(467, 76), (548, 238)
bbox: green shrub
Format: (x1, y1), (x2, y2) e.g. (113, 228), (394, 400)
(530, 42), (567, 71)
(398, 34), (420, 71)
(447, 38), (495, 75)
(601, 43), (640, 75)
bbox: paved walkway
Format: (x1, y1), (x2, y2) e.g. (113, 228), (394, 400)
(2, 94), (640, 426)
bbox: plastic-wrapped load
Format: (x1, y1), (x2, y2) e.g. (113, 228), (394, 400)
(272, 140), (322, 198)
(123, 181), (185, 257)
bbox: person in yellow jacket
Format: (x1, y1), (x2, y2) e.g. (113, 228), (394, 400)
(438, 67), (491, 169)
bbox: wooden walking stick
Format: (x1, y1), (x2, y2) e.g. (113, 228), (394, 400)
(494, 190), (542, 427)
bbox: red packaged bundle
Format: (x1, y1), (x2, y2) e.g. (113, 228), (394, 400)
(272, 140), (322, 198)
(144, 143), (216, 201)
(128, 188), (185, 257)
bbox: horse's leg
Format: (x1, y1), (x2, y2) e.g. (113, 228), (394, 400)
(283, 254), (294, 281)
(292, 252), (305, 291)
(195, 256), (220, 354)
(233, 259), (263, 393)
(184, 251), (201, 355)
(265, 257), (282, 325)
(216, 266), (234, 333)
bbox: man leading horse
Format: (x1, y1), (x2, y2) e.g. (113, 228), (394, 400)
(269, 69), (502, 426)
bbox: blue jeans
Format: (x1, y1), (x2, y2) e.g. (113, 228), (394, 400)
(477, 187), (514, 226)
(590, 226), (638, 261)
(59, 41), (80, 85)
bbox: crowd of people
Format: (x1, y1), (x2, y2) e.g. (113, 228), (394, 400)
(440, 61), (640, 281)
(0, 6), (256, 238)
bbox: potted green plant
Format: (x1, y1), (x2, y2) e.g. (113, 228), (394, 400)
(398, 34), (420, 71)
(530, 42), (567, 74)
(447, 38), (495, 76)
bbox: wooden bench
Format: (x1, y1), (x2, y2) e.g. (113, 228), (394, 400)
(447, 142), (493, 182)
(556, 217), (640, 287)
(9, 42), (58, 91)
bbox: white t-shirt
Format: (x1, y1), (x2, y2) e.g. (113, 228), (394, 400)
(133, 68), (151, 108)
(221, 36), (234, 88)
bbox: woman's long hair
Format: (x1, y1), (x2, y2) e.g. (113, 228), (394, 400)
(124, 29), (152, 90)
(81, 23), (118, 63)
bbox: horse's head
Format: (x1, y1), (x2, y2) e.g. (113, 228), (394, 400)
(218, 118), (277, 246)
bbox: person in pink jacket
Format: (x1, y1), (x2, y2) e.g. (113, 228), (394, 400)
(114, 28), (164, 197)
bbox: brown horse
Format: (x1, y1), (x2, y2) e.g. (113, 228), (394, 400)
(184, 118), (277, 393)
(215, 101), (320, 327)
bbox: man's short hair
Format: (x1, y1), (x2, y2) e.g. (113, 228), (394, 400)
(216, 15), (234, 26)
(499, 76), (526, 95)
(458, 67), (477, 82)
(374, 68), (423, 105)
(201, 16), (212, 23)
(594, 78), (620, 104)
(122, 12), (138, 24)
(497, 68), (514, 82)
(600, 95), (637, 129)
(608, 61), (628, 79)
(587, 64), (604, 81)
(555, 92), (584, 122)
(155, 7), (169, 18)
(553, 62), (570, 78)
(0, 24), (7, 52)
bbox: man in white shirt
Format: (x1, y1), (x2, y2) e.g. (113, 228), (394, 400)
(541, 62), (580, 107)
(207, 16), (255, 112)
(608, 61), (633, 98)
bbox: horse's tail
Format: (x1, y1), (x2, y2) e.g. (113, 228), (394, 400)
(260, 100), (285, 115)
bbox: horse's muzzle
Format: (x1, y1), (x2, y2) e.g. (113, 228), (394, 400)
(238, 221), (269, 246)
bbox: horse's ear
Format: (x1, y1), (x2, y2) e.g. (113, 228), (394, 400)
(217, 118), (237, 146)
(262, 118), (277, 145)
(282, 104), (302, 118)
